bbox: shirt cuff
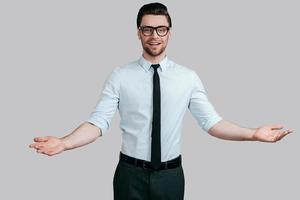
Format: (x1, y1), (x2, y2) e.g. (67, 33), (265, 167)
(86, 118), (108, 135)
(202, 116), (223, 133)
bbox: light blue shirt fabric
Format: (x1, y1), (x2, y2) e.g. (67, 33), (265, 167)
(87, 56), (222, 161)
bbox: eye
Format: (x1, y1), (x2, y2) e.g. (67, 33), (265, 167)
(143, 27), (152, 33)
(157, 27), (168, 34)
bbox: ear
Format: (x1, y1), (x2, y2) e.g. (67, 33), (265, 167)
(168, 30), (172, 39)
(137, 29), (141, 40)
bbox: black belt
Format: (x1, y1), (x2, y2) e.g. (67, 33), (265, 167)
(119, 152), (181, 170)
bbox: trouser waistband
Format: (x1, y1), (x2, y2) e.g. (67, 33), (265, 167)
(119, 152), (182, 170)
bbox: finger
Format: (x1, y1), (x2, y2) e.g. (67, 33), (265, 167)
(270, 124), (284, 130)
(44, 150), (55, 156)
(282, 129), (292, 136)
(29, 143), (44, 149)
(37, 144), (45, 149)
(34, 137), (48, 142)
(29, 143), (40, 149)
(281, 130), (292, 135)
(277, 130), (292, 141)
(37, 149), (44, 153)
(269, 132), (281, 142)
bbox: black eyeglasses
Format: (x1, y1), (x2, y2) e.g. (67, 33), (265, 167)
(139, 26), (170, 37)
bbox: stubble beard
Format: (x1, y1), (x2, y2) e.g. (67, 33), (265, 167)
(142, 40), (167, 57)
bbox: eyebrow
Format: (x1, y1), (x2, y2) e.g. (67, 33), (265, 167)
(140, 25), (169, 27)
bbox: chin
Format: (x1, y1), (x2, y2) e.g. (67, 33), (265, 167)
(145, 48), (166, 57)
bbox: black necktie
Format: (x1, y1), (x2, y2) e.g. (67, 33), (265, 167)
(151, 64), (161, 169)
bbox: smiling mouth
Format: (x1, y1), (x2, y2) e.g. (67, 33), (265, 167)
(148, 42), (161, 46)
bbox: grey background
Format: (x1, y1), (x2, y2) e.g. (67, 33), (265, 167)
(1, 0), (299, 199)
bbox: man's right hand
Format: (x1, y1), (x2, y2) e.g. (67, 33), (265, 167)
(29, 122), (102, 156)
(29, 136), (67, 156)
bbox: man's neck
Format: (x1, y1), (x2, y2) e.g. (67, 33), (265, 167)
(142, 52), (166, 64)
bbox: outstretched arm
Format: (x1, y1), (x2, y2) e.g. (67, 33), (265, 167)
(208, 120), (293, 142)
(29, 122), (101, 156)
(29, 66), (122, 156)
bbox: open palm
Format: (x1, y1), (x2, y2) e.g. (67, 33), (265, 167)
(253, 124), (292, 142)
(29, 136), (66, 156)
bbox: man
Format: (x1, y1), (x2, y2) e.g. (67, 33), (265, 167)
(29, 2), (292, 200)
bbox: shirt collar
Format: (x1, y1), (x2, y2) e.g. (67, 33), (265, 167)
(138, 55), (170, 72)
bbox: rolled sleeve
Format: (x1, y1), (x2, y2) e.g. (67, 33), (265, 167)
(188, 71), (222, 133)
(87, 67), (121, 135)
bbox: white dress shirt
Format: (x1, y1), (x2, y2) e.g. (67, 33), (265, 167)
(87, 56), (222, 161)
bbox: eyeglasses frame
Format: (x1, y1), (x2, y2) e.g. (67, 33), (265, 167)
(139, 26), (170, 37)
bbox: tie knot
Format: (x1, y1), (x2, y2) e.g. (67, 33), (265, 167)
(151, 64), (160, 72)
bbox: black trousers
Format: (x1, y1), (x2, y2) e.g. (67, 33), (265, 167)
(113, 157), (185, 200)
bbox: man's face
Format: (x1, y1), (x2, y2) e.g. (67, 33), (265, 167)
(138, 15), (171, 57)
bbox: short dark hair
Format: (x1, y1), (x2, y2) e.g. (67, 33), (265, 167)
(136, 2), (172, 28)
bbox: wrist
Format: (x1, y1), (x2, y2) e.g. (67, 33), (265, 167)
(61, 137), (72, 150)
(241, 127), (258, 141)
(250, 128), (258, 141)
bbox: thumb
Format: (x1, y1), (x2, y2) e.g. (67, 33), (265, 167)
(269, 124), (284, 130)
(34, 137), (49, 142)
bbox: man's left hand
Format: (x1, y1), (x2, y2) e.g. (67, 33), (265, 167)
(252, 124), (293, 142)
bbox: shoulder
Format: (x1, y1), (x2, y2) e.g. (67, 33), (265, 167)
(112, 59), (140, 74)
(169, 60), (205, 90)
(106, 60), (141, 84)
(108, 60), (137, 75)
(168, 60), (199, 78)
